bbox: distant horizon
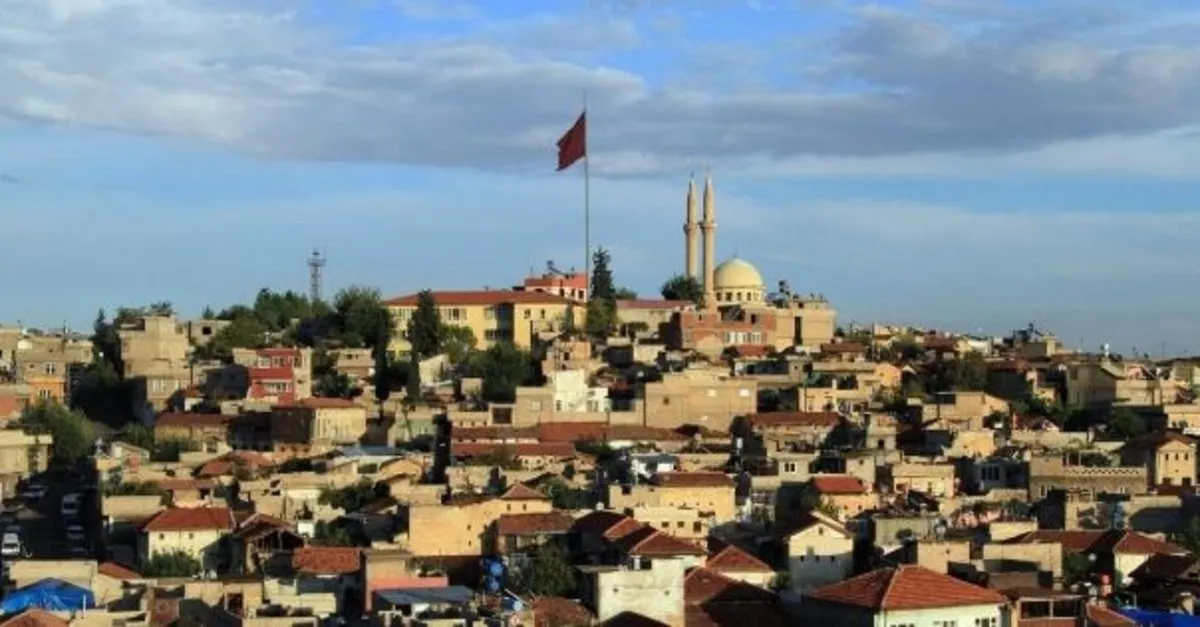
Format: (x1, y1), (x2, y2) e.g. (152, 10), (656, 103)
(3, 1), (1200, 352)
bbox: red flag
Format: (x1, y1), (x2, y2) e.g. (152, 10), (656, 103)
(556, 112), (587, 171)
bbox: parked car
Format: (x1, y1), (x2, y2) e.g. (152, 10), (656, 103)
(3, 524), (19, 537)
(65, 525), (86, 544)
(1, 533), (23, 559)
(60, 493), (80, 518)
(20, 484), (47, 502)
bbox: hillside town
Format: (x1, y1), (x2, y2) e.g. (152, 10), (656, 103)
(0, 178), (1195, 626)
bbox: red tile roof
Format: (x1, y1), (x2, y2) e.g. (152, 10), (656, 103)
(820, 342), (865, 354)
(1004, 530), (1187, 556)
(705, 538), (773, 573)
(1088, 529), (1188, 556)
(292, 546), (362, 576)
(530, 596), (594, 626)
(653, 472), (733, 489)
(748, 412), (841, 429)
(495, 512), (575, 536)
(385, 290), (574, 307)
(685, 567), (777, 605)
(809, 475), (869, 495)
(807, 565), (1006, 611)
(97, 562), (141, 581)
(571, 511), (641, 541)
(1085, 604), (1137, 627)
(451, 442), (577, 459)
(500, 484), (551, 501)
(140, 507), (234, 532)
(0, 610), (70, 627)
(617, 527), (706, 557)
(729, 344), (773, 358)
(154, 478), (215, 492)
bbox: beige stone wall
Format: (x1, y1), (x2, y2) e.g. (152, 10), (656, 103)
(608, 484), (736, 523)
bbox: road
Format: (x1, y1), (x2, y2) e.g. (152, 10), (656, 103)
(6, 468), (102, 564)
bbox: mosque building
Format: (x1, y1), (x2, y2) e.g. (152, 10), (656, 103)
(668, 172), (837, 354)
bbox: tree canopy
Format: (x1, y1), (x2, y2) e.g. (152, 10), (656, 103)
(585, 248), (617, 338)
(512, 542), (577, 597)
(407, 290), (443, 358)
(464, 343), (537, 403)
(660, 274), (704, 305)
(19, 401), (95, 466)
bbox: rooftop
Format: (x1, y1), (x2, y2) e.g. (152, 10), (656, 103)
(807, 565), (1005, 611)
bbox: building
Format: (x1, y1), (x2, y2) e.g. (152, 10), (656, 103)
(781, 510), (855, 594)
(0, 430), (52, 494)
(514, 265), (588, 303)
(384, 290), (577, 352)
(608, 472), (738, 530)
(802, 565), (1006, 627)
(404, 485), (553, 557)
(138, 506), (235, 572)
(205, 347), (314, 404)
(670, 174), (837, 353)
(118, 316), (192, 412)
(1119, 431), (1196, 489)
(270, 398), (369, 454)
(154, 413), (229, 451)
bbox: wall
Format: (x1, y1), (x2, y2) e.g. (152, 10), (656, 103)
(873, 603), (1003, 627)
(103, 495), (166, 520)
(980, 542), (1061, 585)
(144, 529), (226, 571)
(787, 523), (853, 593)
(592, 558), (686, 627)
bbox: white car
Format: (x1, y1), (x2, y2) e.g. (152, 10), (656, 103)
(60, 493), (80, 518)
(1, 533), (22, 558)
(65, 525), (85, 544)
(20, 484), (47, 502)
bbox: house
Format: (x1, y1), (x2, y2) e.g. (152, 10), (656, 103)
(1119, 431), (1197, 489)
(796, 475), (875, 521)
(404, 485), (553, 557)
(702, 538), (774, 588)
(684, 567), (789, 627)
(138, 506), (235, 573)
(272, 546), (363, 619)
(384, 289), (577, 352)
(608, 472), (738, 528)
(779, 510), (854, 594)
(494, 511), (575, 565)
(802, 565), (1006, 627)
(153, 413), (229, 451)
(270, 397), (369, 454)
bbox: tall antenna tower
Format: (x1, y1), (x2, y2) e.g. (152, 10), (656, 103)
(307, 249), (326, 303)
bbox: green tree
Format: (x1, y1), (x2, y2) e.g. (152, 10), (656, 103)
(405, 350), (422, 402)
(512, 542), (576, 597)
(465, 343), (535, 403)
(200, 305), (216, 319)
(151, 438), (198, 463)
(91, 309), (124, 375)
(438, 325), (476, 365)
(585, 248), (617, 338)
(542, 478), (593, 510)
(1171, 516), (1200, 553)
(1106, 408), (1147, 439)
(143, 550), (202, 577)
(197, 315), (269, 361)
(18, 401), (95, 466)
(613, 287), (637, 300)
(660, 274), (704, 305)
(926, 352), (988, 393)
(374, 349), (393, 415)
(1062, 552), (1092, 585)
(114, 422), (156, 451)
(408, 290), (443, 358)
(312, 520), (361, 547)
(319, 479), (382, 513)
(146, 301), (175, 317)
(331, 286), (393, 350)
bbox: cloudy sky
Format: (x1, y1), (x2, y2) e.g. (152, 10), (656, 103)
(2, 0), (1199, 353)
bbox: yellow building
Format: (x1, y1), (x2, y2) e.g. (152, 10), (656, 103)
(384, 290), (578, 352)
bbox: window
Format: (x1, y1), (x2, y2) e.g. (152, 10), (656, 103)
(934, 621), (957, 627)
(43, 363), (57, 375)
(975, 619), (997, 627)
(37, 390), (51, 400)
(523, 309), (531, 320)
(485, 307), (495, 320)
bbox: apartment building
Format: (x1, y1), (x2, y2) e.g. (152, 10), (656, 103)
(385, 290), (577, 352)
(119, 316), (192, 411)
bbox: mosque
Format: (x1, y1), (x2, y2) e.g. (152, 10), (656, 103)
(672, 172), (837, 351)
(683, 172), (768, 307)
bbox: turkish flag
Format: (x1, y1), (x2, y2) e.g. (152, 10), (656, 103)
(556, 112), (587, 171)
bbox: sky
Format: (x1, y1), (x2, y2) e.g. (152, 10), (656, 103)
(2, 0), (1200, 354)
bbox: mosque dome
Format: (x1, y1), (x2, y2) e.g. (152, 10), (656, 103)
(712, 257), (766, 305)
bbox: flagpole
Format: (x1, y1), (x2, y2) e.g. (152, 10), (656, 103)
(583, 91), (591, 303)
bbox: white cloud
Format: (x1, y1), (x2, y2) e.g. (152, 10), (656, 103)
(2, 0), (1200, 176)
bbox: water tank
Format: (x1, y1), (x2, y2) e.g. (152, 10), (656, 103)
(484, 577), (501, 592)
(487, 560), (504, 577)
(505, 598), (524, 612)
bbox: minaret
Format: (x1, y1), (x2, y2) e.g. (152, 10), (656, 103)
(683, 175), (699, 279)
(700, 170), (717, 307)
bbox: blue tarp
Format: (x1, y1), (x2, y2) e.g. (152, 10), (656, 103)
(0, 578), (96, 613)
(1121, 609), (1200, 627)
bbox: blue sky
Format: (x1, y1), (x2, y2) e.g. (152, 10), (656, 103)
(3, 0), (1200, 354)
